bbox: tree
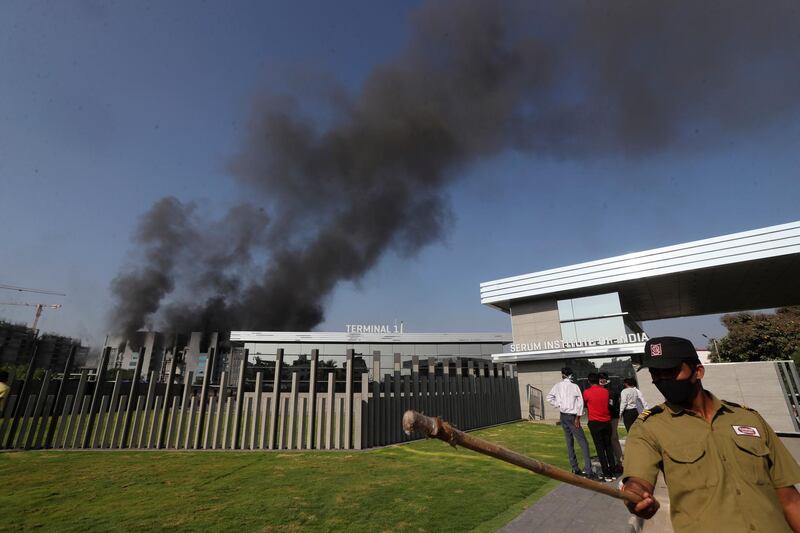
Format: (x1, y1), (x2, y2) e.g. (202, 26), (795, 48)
(707, 342), (721, 363)
(0, 364), (43, 381)
(717, 306), (800, 362)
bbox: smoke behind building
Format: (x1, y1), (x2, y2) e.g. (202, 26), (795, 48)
(109, 0), (800, 336)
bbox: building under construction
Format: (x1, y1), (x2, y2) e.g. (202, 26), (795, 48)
(0, 320), (89, 372)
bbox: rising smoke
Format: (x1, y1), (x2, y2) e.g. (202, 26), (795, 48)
(109, 0), (800, 336)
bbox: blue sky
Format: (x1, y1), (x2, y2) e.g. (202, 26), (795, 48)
(1, 1), (798, 348)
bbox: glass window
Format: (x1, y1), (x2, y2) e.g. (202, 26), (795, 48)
(566, 356), (635, 392)
(247, 342), (277, 356)
(570, 293), (621, 320)
(283, 354), (301, 365)
(560, 322), (578, 342)
(481, 343), (504, 355)
(459, 344), (481, 356)
(396, 344), (416, 357)
(414, 344), (434, 356)
(557, 299), (575, 321)
(319, 344), (339, 356)
(278, 343), (303, 355)
(437, 344), (458, 357)
(574, 316), (626, 341)
(301, 343), (324, 354)
(368, 344), (395, 357)
(398, 355), (412, 376)
(380, 354), (394, 377)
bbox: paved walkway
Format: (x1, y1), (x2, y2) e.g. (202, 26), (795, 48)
(501, 436), (800, 533)
(499, 432), (639, 533)
(499, 477), (641, 533)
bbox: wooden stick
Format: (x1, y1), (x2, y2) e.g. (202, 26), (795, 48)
(402, 410), (642, 505)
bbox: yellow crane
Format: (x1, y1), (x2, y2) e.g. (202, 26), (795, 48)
(0, 301), (63, 331)
(0, 283), (65, 332)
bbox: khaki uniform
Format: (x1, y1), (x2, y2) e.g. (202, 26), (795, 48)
(624, 391), (800, 532)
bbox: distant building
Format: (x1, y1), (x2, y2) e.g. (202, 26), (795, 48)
(35, 333), (88, 371)
(0, 321), (35, 366)
(230, 330), (512, 380)
(103, 331), (166, 378)
(184, 331), (219, 382)
(101, 329), (510, 387)
(0, 320), (87, 372)
(102, 331), (226, 384)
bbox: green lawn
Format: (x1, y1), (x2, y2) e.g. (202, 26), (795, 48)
(0, 421), (587, 532)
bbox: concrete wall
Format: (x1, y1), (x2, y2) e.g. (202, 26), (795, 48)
(516, 360), (795, 432)
(636, 361), (795, 433)
(516, 360), (568, 420)
(140, 332), (162, 377)
(510, 299), (561, 343)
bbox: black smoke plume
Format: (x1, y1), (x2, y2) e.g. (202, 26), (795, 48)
(109, 0), (800, 336)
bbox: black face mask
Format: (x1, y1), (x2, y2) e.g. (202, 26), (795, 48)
(654, 371), (698, 405)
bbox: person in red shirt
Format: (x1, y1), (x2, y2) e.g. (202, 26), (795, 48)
(583, 372), (617, 481)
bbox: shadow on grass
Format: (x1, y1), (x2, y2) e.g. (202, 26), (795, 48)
(0, 421), (576, 532)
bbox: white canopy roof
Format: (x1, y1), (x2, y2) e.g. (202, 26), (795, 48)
(481, 220), (800, 321)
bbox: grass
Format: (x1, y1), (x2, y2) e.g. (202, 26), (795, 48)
(0, 420), (581, 533)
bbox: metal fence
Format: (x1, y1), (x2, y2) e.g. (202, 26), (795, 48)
(526, 385), (544, 421)
(0, 349), (520, 451)
(776, 360), (800, 432)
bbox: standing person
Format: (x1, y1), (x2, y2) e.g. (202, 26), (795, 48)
(619, 377), (649, 432)
(0, 370), (9, 412)
(546, 367), (593, 478)
(599, 371), (623, 472)
(583, 372), (617, 481)
(623, 336), (800, 532)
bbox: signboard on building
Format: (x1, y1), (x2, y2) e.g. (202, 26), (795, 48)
(510, 332), (649, 353)
(345, 323), (405, 334)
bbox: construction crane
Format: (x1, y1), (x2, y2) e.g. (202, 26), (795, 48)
(0, 283), (65, 331)
(0, 302), (63, 331)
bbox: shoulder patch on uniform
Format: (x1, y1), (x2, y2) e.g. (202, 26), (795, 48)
(722, 400), (754, 411)
(637, 405), (664, 422)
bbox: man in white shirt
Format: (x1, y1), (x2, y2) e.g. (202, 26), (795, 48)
(619, 377), (649, 431)
(546, 367), (593, 477)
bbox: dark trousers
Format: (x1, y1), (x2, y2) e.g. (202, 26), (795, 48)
(559, 412), (592, 474)
(622, 409), (639, 432)
(588, 420), (616, 477)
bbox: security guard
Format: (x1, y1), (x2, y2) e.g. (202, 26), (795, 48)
(622, 336), (800, 532)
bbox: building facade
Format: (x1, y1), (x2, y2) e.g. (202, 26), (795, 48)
(0, 320), (87, 372)
(481, 220), (800, 430)
(103, 331), (222, 384)
(231, 330), (511, 383)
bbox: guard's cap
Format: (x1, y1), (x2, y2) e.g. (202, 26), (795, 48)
(640, 336), (701, 369)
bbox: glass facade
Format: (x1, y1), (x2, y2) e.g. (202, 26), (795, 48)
(243, 341), (504, 383)
(550, 294), (642, 399)
(197, 355), (207, 378)
(564, 355), (637, 396)
(558, 293), (627, 342)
